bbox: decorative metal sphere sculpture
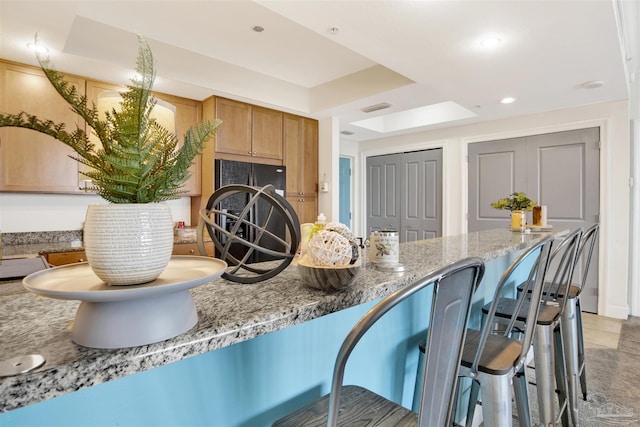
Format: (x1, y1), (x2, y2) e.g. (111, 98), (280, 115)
(197, 184), (300, 284)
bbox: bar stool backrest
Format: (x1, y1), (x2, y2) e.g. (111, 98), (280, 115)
(325, 257), (485, 427)
(575, 223), (599, 292)
(471, 236), (554, 375)
(542, 228), (583, 311)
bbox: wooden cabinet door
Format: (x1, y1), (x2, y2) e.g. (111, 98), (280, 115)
(287, 196), (318, 224)
(85, 81), (204, 196)
(301, 118), (318, 195)
(252, 106), (283, 160)
(0, 62), (85, 192)
(298, 197), (318, 224)
(172, 241), (214, 256)
(83, 80), (124, 190)
(284, 114), (318, 197)
(46, 251), (87, 266)
(155, 92), (203, 195)
(284, 114), (303, 196)
(214, 98), (252, 156)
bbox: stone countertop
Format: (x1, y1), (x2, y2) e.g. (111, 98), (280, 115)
(0, 228), (565, 413)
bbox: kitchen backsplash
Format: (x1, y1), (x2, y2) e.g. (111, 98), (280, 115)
(2, 230), (83, 246)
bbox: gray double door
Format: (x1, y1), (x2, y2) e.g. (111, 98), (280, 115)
(366, 148), (442, 243)
(468, 127), (600, 313)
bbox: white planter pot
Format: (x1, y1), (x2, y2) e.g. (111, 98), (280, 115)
(83, 203), (174, 285)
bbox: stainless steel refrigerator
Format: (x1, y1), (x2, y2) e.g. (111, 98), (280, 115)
(213, 159), (287, 263)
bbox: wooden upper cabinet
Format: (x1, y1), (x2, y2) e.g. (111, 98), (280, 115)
(284, 114), (318, 196)
(214, 97), (283, 161)
(302, 118), (319, 195)
(283, 114), (318, 224)
(83, 80), (123, 189)
(0, 61), (85, 193)
(252, 106), (283, 159)
(154, 92), (203, 196)
(284, 115), (303, 196)
(214, 97), (252, 157)
(84, 80), (204, 196)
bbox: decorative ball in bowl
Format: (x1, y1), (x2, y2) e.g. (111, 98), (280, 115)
(297, 255), (361, 292)
(298, 223), (361, 291)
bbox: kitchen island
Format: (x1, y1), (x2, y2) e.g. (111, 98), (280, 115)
(0, 228), (565, 426)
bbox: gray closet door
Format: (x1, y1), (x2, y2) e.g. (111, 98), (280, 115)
(468, 127), (600, 312)
(367, 153), (402, 234)
(367, 149), (442, 243)
(402, 149), (443, 241)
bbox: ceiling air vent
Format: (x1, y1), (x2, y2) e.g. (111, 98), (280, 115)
(341, 130), (355, 136)
(360, 102), (392, 113)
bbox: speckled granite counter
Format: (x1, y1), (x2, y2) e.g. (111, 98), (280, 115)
(0, 228), (565, 413)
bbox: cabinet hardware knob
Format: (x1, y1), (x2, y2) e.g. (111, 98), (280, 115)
(190, 249), (195, 254)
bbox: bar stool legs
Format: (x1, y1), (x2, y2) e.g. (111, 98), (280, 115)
(532, 321), (571, 427)
(576, 299), (588, 400)
(533, 322), (557, 426)
(561, 296), (581, 426)
(477, 370), (531, 427)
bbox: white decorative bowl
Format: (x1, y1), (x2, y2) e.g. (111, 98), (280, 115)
(297, 256), (361, 292)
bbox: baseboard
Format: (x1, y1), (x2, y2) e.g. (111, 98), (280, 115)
(603, 304), (630, 320)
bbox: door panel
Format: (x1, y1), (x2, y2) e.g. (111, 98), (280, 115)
(537, 144), (585, 220)
(367, 154), (402, 234)
(385, 163), (400, 219)
(402, 149), (442, 242)
(468, 137), (527, 230)
(527, 129), (600, 312)
(339, 157), (352, 227)
(468, 127), (600, 312)
(367, 149), (442, 243)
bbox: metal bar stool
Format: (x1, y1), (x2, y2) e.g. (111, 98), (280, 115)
(272, 257), (485, 427)
(557, 223), (599, 423)
(489, 228), (583, 427)
(414, 236), (554, 426)
(517, 225), (598, 424)
(460, 236), (554, 427)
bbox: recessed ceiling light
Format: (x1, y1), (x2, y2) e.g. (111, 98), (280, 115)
(480, 37), (501, 48)
(252, 26), (264, 33)
(27, 42), (48, 54)
(500, 97), (516, 104)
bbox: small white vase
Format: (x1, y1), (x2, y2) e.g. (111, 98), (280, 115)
(83, 203), (174, 285)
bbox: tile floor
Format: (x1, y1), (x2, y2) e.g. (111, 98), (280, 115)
(581, 312), (622, 349)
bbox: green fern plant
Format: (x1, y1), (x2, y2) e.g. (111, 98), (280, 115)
(0, 36), (222, 203)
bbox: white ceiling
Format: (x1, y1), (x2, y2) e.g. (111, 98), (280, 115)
(0, 0), (630, 142)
